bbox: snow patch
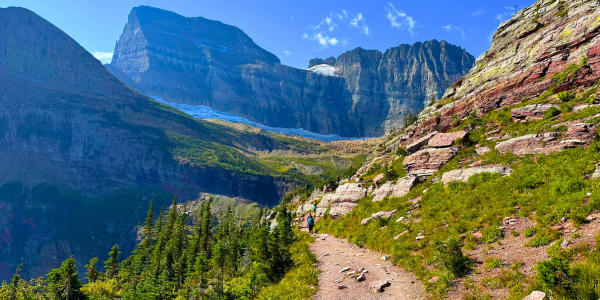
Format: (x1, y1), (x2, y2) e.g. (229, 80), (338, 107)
(308, 64), (338, 76)
(151, 96), (368, 142)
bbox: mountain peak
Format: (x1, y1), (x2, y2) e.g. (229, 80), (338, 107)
(0, 7), (129, 98)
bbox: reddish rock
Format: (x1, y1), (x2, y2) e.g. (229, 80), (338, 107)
(411, 196), (421, 205)
(406, 131), (438, 153)
(472, 232), (483, 239)
(371, 182), (394, 202)
(441, 166), (512, 184)
(391, 176), (417, 198)
(394, 230), (409, 240)
(369, 280), (391, 293)
(523, 291), (546, 300)
(469, 160), (484, 167)
(511, 104), (558, 121)
(428, 276), (439, 283)
(428, 131), (468, 148)
(361, 218), (370, 225)
(371, 209), (397, 220)
(373, 173), (385, 187)
(553, 225), (564, 231)
(403, 148), (460, 177)
(562, 123), (596, 147)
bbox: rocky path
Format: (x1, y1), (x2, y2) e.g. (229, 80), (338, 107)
(309, 233), (425, 300)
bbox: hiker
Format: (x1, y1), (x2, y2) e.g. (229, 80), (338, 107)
(307, 213), (315, 234)
(313, 204), (317, 213)
(337, 175), (340, 183)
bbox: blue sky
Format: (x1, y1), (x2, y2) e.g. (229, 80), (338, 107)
(1, 0), (535, 69)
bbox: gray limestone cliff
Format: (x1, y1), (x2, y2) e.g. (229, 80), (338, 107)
(110, 6), (475, 137)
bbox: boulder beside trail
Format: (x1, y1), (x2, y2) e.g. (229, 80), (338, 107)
(369, 280), (391, 293)
(317, 183), (367, 217)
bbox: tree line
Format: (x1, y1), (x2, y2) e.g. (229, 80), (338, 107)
(1, 196), (296, 300)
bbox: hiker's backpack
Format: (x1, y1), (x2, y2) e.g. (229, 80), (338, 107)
(308, 217), (315, 226)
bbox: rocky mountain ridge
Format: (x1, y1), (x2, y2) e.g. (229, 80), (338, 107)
(109, 6), (475, 137)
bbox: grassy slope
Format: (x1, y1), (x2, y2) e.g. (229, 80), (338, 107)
(314, 84), (600, 299)
(257, 231), (320, 300)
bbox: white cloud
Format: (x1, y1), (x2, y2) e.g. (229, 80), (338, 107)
(303, 10), (367, 50)
(303, 32), (344, 49)
(385, 3), (417, 36)
(290, 16), (295, 22)
(283, 50), (292, 56)
(350, 12), (370, 35)
(472, 9), (485, 16)
(442, 24), (466, 39)
(91, 52), (113, 64)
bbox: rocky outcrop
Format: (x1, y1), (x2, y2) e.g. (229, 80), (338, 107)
(361, 209), (397, 225)
(110, 6), (475, 137)
(309, 57), (336, 68)
(511, 104), (558, 121)
(428, 131), (467, 147)
(403, 148), (460, 177)
(392, 176), (418, 198)
(406, 131), (438, 153)
(372, 182), (395, 202)
(441, 166), (513, 184)
(496, 123), (596, 155)
(317, 183), (367, 217)
(523, 291), (546, 300)
(402, 0), (600, 146)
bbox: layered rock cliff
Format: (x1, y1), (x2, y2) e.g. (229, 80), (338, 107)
(110, 6), (475, 137)
(404, 0), (600, 143)
(0, 7), (288, 281)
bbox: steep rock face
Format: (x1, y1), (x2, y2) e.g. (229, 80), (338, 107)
(110, 6), (475, 137)
(404, 0), (600, 143)
(309, 56), (336, 68)
(0, 7), (286, 281)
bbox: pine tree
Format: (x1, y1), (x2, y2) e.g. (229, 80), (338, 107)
(141, 200), (155, 243)
(85, 257), (101, 283)
(163, 207), (187, 281)
(9, 264), (23, 300)
(211, 240), (228, 297)
(104, 244), (121, 279)
(150, 206), (166, 277)
(186, 202), (205, 273)
(48, 256), (84, 300)
(185, 251), (209, 299)
(200, 201), (212, 255)
(163, 196), (179, 240)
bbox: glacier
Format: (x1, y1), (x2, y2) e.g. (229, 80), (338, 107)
(150, 96), (368, 142)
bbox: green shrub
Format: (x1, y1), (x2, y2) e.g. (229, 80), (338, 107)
(557, 91), (575, 102)
(257, 231), (320, 300)
(556, 0), (568, 18)
(433, 238), (473, 277)
(481, 226), (502, 244)
(544, 107), (561, 119)
(396, 147), (407, 157)
(524, 227), (537, 237)
(484, 257), (501, 271)
(536, 257), (572, 291)
(526, 228), (561, 247)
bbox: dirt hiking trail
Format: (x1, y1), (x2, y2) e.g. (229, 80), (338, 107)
(299, 214), (425, 300)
